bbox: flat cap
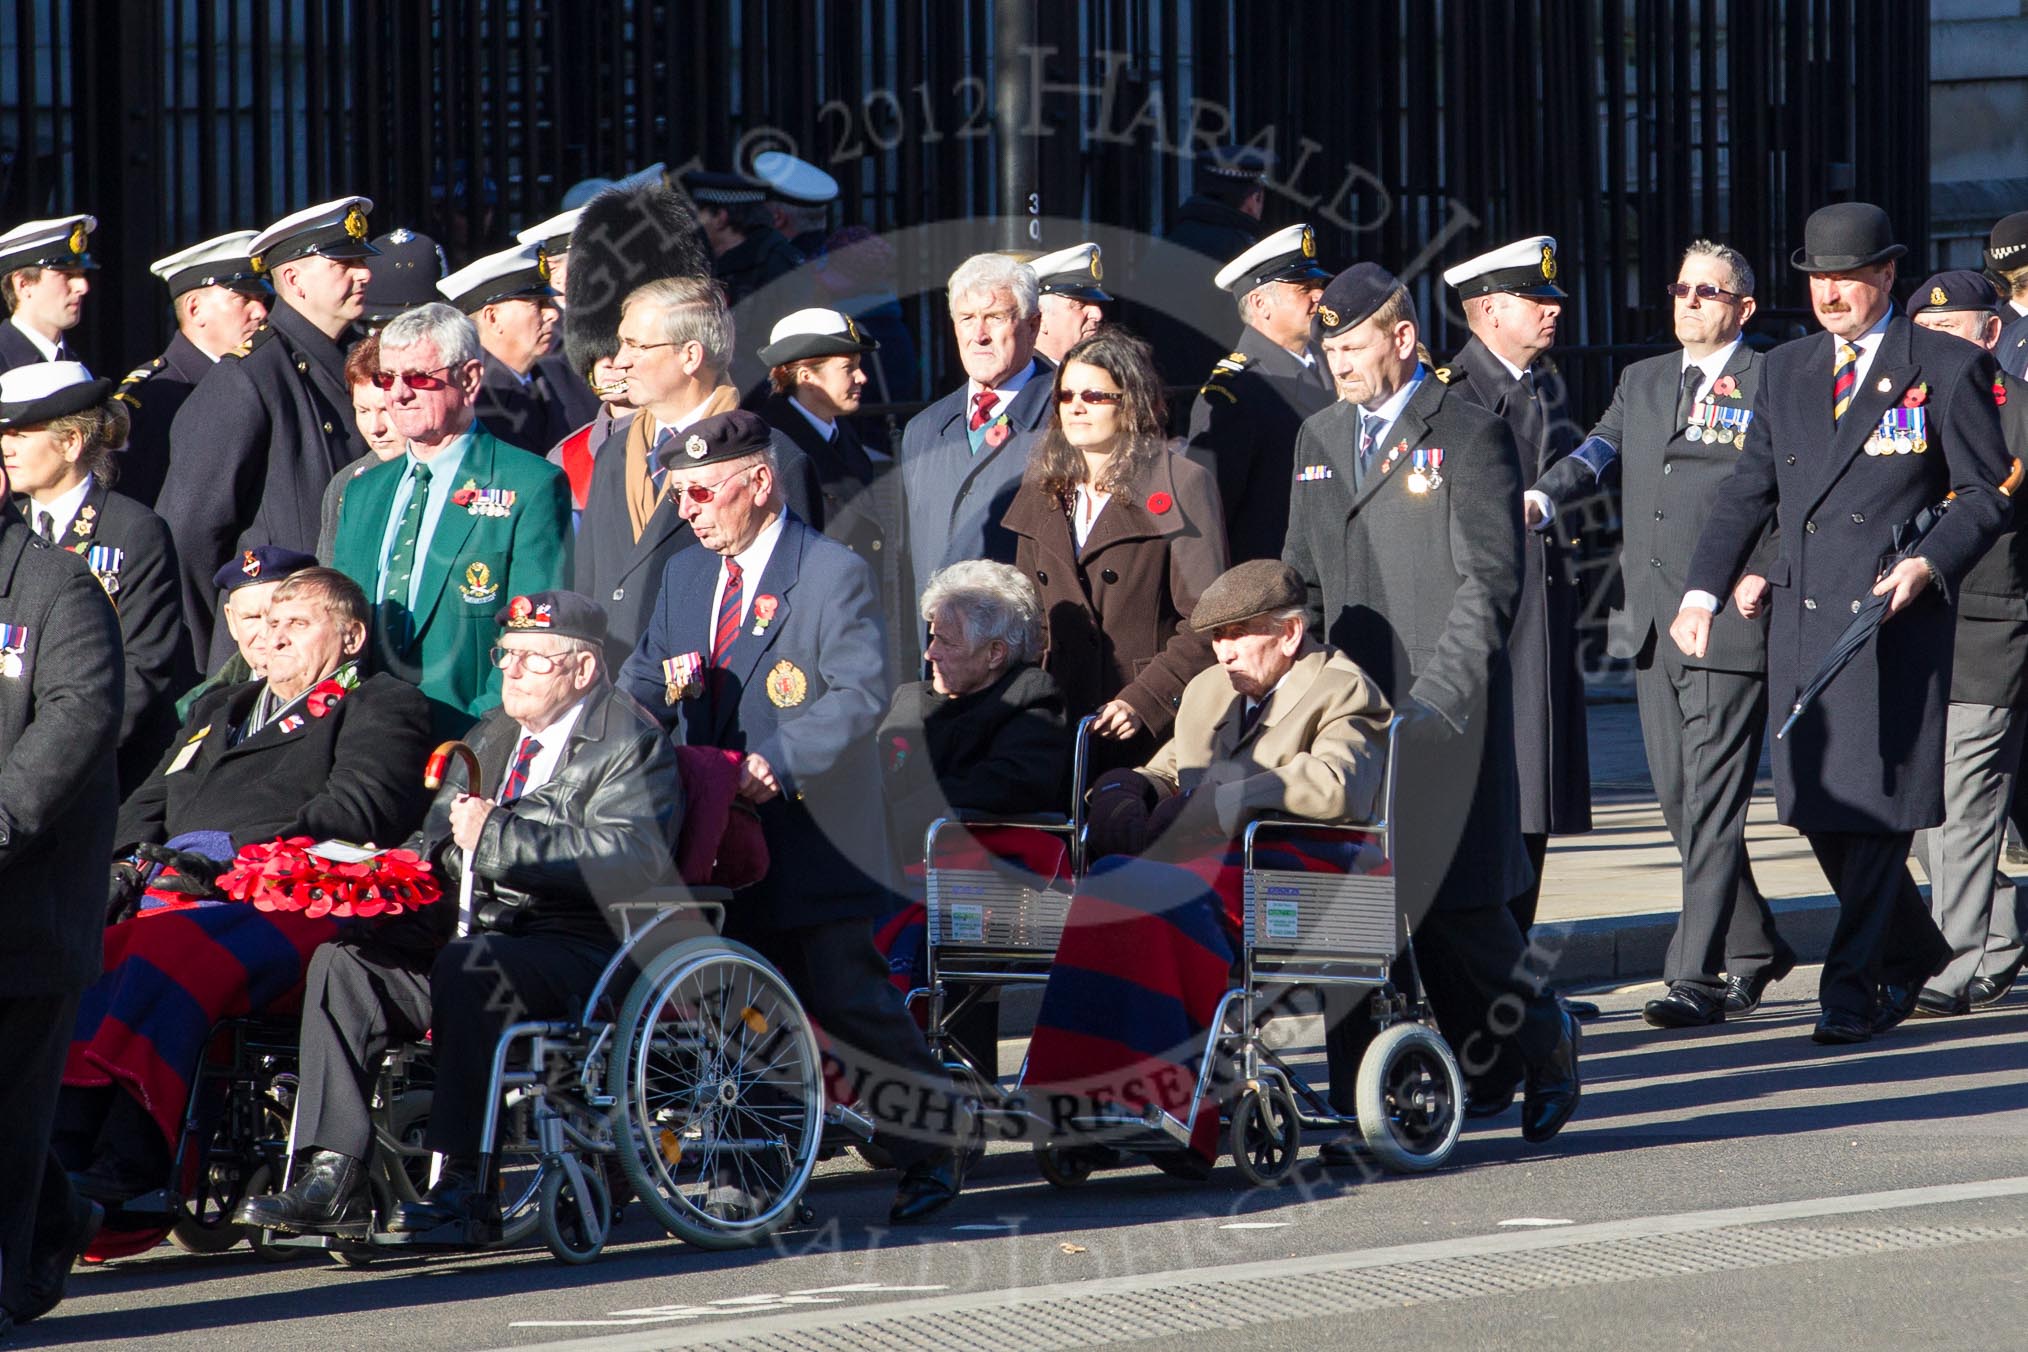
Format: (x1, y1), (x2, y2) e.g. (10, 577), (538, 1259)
(0, 361), (112, 428)
(1986, 210), (2028, 272)
(1913, 269), (2001, 315)
(150, 231), (268, 298)
(1189, 559), (1307, 633)
(496, 589), (608, 648)
(757, 307), (878, 367)
(0, 214), (97, 274)
(1790, 201), (1904, 274)
(360, 228), (448, 324)
(1216, 222), (1329, 295)
(1028, 242), (1112, 303)
(1444, 235), (1566, 299)
(1313, 262), (1406, 340)
(213, 544), (317, 593)
(654, 409), (773, 472)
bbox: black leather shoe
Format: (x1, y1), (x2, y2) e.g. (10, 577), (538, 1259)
(1464, 1082), (1516, 1119)
(1643, 982), (1727, 1029)
(1721, 950), (1798, 1017)
(1319, 1136), (1362, 1167)
(1911, 987), (1970, 1019)
(1811, 1010), (1872, 1045)
(1558, 996), (1602, 1021)
(234, 1150), (369, 1236)
(388, 1160), (500, 1239)
(1871, 981), (1923, 1035)
(1521, 1011), (1582, 1144)
(889, 1147), (966, 1224)
(11, 1194), (102, 1324)
(1969, 972), (2015, 1009)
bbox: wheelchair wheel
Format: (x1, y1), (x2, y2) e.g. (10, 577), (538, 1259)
(1036, 1142), (1114, 1187)
(539, 1158), (612, 1264)
(608, 938), (824, 1251)
(170, 1158), (267, 1255)
(1227, 1079), (1301, 1187)
(1354, 1022), (1463, 1173)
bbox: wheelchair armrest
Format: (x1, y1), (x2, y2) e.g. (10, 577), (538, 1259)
(951, 809), (1070, 826)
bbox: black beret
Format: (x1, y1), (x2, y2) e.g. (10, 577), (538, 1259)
(1189, 560), (1307, 633)
(1913, 269), (2001, 315)
(1313, 262), (1404, 340)
(1986, 210), (2028, 272)
(655, 409), (774, 472)
(495, 589), (608, 648)
(212, 545), (317, 593)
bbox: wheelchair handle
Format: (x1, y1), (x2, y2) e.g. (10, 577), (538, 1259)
(425, 740), (483, 795)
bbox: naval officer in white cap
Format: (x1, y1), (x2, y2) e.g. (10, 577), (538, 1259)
(0, 213), (96, 373)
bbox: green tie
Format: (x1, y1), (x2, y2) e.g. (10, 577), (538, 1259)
(383, 461), (433, 608)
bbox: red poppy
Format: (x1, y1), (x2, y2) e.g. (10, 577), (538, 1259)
(1145, 491), (1174, 515)
(305, 679), (350, 718)
(1995, 377), (2009, 408)
(1711, 375), (1738, 399)
(753, 595), (780, 624)
(1901, 384), (1928, 409)
(219, 837), (441, 918)
(984, 422), (1011, 449)
(451, 487), (478, 507)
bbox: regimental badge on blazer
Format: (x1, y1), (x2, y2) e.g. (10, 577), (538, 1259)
(0, 621), (28, 679)
(765, 659), (808, 708)
(662, 651), (704, 705)
(70, 543), (124, 598)
(459, 560), (500, 603)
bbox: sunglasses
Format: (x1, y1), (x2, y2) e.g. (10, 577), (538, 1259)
(489, 645), (576, 674)
(1665, 282), (1741, 302)
(674, 467), (755, 504)
(371, 364), (460, 391)
(1056, 388), (1125, 406)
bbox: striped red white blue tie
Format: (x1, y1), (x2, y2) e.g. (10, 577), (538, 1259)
(1832, 341), (1859, 422)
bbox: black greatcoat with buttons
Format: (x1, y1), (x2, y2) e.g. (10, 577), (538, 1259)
(1687, 314), (2010, 832)
(1446, 337), (1592, 836)
(1943, 368), (2028, 708)
(114, 331), (215, 509)
(157, 300), (367, 665)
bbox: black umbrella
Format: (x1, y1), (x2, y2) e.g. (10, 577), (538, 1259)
(1774, 497), (1951, 741)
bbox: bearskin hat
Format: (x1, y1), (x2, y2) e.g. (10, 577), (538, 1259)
(563, 179), (711, 380)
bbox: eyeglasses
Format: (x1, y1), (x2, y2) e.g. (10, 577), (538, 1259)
(489, 645), (576, 674)
(1057, 388), (1125, 406)
(616, 335), (680, 356)
(371, 364), (459, 391)
(675, 467), (755, 504)
(1666, 282), (1742, 302)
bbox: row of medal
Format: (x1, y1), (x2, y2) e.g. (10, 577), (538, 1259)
(0, 622), (26, 678)
(1685, 402), (1752, 445)
(1864, 407), (1928, 456)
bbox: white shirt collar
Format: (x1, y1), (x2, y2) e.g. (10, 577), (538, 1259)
(712, 511), (789, 629)
(511, 697), (589, 800)
(1357, 363), (1427, 429)
(653, 391), (724, 441)
(8, 312), (62, 361)
(787, 395), (836, 442)
(26, 472), (94, 542)
(966, 358), (1037, 409)
(1245, 670), (1292, 720)
(1836, 308), (1894, 385)
(1681, 338), (1743, 400)
(2011, 299), (2028, 320)
(1488, 346), (1529, 382)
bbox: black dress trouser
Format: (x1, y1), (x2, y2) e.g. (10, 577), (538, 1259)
(0, 992), (80, 1316)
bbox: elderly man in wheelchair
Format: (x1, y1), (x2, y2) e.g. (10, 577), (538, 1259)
(1017, 560), (1399, 1169)
(237, 590), (683, 1243)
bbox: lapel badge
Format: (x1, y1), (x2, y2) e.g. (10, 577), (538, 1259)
(765, 658), (808, 709)
(1380, 438), (1407, 474)
(0, 622), (27, 679)
(751, 593), (780, 637)
(460, 561), (500, 603)
(661, 651), (705, 704)
(278, 713), (306, 735)
(1875, 376), (1892, 394)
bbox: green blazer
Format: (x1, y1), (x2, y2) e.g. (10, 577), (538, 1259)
(331, 427), (572, 738)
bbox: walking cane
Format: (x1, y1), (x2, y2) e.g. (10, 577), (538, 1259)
(425, 741), (484, 939)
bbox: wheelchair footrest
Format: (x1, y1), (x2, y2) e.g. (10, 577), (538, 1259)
(110, 1188), (176, 1219)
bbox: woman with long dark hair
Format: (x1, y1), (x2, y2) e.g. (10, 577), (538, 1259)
(1002, 327), (1227, 770)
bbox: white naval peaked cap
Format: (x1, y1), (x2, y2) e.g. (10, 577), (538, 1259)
(750, 150), (839, 206)
(0, 359), (111, 426)
(517, 207), (586, 255)
(1214, 222), (1330, 294)
(248, 196), (377, 272)
(0, 214), (97, 272)
(1027, 242), (1112, 301)
(1441, 234), (1567, 299)
(610, 162), (668, 193)
(148, 230), (267, 296)
(436, 242), (556, 312)
(755, 307), (880, 366)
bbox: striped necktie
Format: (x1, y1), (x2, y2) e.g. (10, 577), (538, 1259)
(712, 558), (744, 667)
(1832, 341), (1859, 422)
(499, 735), (540, 803)
(383, 461), (433, 605)
(1357, 412), (1387, 479)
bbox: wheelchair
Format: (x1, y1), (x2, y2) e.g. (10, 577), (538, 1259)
(918, 713), (1465, 1186)
(244, 885), (832, 1265)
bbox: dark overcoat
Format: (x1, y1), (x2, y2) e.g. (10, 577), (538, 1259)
(1686, 314), (2010, 832)
(1282, 372), (1535, 913)
(1183, 323), (1336, 564)
(113, 331), (213, 509)
(1942, 367), (2028, 708)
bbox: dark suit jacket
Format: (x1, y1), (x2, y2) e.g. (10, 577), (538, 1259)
(1687, 313), (2010, 832)
(618, 514), (893, 929)
(1947, 366), (2028, 708)
(159, 300), (366, 664)
(1283, 372), (1533, 911)
(1184, 324), (1335, 564)
(1997, 307), (2028, 381)
(115, 668), (433, 855)
(0, 504), (122, 994)
(14, 479), (196, 794)
(0, 321), (69, 373)
(898, 360), (1055, 649)
(114, 331), (213, 509)
(475, 350), (561, 456)
(876, 662), (1071, 865)
(411, 679), (681, 943)
(1446, 337), (1590, 835)
(1536, 341), (1772, 673)
(574, 409), (820, 665)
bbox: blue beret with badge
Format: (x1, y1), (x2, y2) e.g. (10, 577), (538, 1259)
(654, 409), (774, 472)
(213, 544), (318, 594)
(1313, 261), (1405, 339)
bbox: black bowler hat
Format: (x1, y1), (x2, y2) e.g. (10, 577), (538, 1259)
(1313, 262), (1406, 340)
(212, 544), (317, 593)
(496, 589), (608, 648)
(1986, 210), (2028, 273)
(654, 409), (773, 472)
(0, 361), (112, 428)
(1790, 202), (1906, 274)
(1913, 269), (2001, 315)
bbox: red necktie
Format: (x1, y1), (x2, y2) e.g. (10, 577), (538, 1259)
(712, 559), (744, 667)
(500, 735), (539, 803)
(969, 389), (1000, 431)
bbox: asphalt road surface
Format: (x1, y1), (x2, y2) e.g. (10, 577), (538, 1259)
(31, 968), (2028, 1352)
